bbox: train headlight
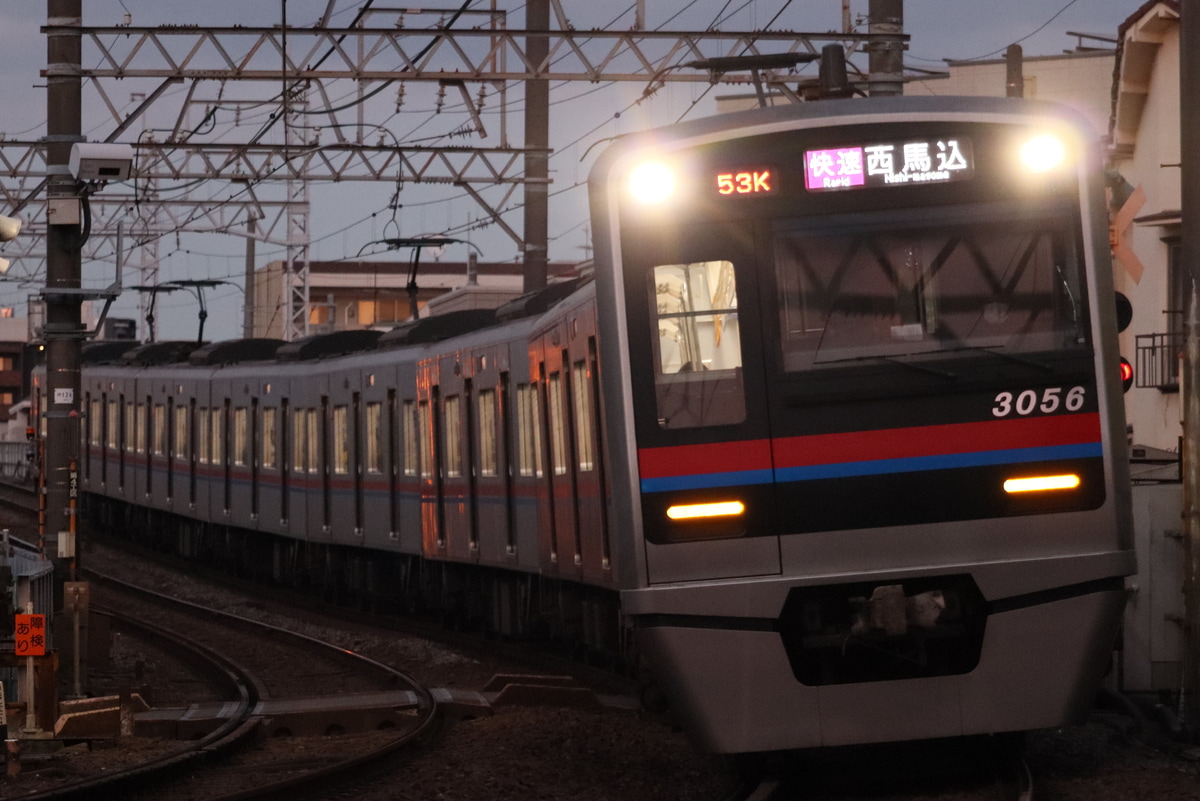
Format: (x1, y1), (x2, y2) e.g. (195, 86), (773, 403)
(1019, 134), (1066, 173)
(1002, 473), (1080, 494)
(666, 500), (745, 520)
(628, 161), (676, 205)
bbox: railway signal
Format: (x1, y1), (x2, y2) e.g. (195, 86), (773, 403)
(1116, 292), (1133, 392)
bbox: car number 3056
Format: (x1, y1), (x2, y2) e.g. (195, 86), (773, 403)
(992, 386), (1086, 418)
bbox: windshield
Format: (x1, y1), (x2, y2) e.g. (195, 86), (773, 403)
(773, 200), (1089, 373)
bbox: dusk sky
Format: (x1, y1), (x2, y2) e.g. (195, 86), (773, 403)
(0, 1), (1148, 340)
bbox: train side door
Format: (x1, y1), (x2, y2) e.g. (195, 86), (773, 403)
(416, 358), (443, 558)
(533, 324), (581, 579)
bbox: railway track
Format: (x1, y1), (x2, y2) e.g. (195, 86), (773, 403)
(1, 566), (438, 801)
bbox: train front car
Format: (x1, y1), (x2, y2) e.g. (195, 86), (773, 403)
(589, 97), (1136, 754)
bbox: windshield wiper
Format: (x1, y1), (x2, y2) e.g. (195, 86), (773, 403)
(936, 344), (1055, 371)
(813, 353), (957, 378)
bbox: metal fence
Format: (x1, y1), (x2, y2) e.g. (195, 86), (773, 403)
(1136, 332), (1181, 391)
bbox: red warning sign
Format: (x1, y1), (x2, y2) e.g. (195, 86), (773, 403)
(14, 614), (45, 656)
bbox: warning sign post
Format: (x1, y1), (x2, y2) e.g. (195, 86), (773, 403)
(14, 615), (45, 658)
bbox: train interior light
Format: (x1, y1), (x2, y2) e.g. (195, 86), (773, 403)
(628, 161), (675, 204)
(1019, 134), (1067, 173)
(1002, 474), (1081, 494)
(666, 500), (745, 520)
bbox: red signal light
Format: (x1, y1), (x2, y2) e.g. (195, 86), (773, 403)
(1119, 357), (1133, 392)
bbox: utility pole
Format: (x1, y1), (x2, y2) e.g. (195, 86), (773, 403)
(867, 0), (904, 97)
(1005, 44), (1024, 98)
(523, 0), (550, 292)
(43, 0), (84, 583)
(243, 218), (256, 338)
(1179, 0), (1200, 726)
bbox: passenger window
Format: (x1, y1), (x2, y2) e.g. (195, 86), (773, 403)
(649, 261), (746, 429)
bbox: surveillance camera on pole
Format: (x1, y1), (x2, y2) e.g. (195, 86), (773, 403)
(68, 142), (134, 185)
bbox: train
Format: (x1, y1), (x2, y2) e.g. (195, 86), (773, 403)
(49, 95), (1135, 754)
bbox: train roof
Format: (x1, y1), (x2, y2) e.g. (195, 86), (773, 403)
(81, 340), (141, 365)
(495, 277), (588, 323)
(121, 341), (204, 366)
(377, 308), (497, 349)
(275, 329), (382, 361)
(188, 338), (286, 366)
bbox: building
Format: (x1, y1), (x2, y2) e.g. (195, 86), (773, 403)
(1106, 1), (1182, 453)
(252, 257), (582, 339)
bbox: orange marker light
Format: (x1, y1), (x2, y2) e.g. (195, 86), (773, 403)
(1003, 474), (1080, 494)
(666, 501), (746, 520)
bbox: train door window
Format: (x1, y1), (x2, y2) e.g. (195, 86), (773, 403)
(403, 400), (419, 476)
(333, 404), (349, 474)
(89, 397), (101, 446)
(648, 260), (745, 429)
(387, 390), (398, 536)
(365, 402), (382, 474)
(136, 403), (146, 454)
(199, 407), (210, 464)
(417, 400), (432, 478)
(478, 389), (497, 477)
(307, 408), (321, 474)
(516, 383), (543, 478)
(174, 404), (188, 461)
(233, 407), (248, 466)
(547, 373), (568, 476)
(570, 361), (594, 472)
(210, 407), (223, 465)
(292, 408), (306, 472)
(280, 398), (291, 526)
(125, 401), (136, 453)
(321, 396), (332, 530)
(444, 396), (462, 478)
(222, 399), (232, 512)
(262, 407), (277, 470)
(251, 398), (260, 517)
(152, 405), (166, 456)
(119, 395), (127, 488)
(106, 399), (119, 450)
(189, 398), (198, 504)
